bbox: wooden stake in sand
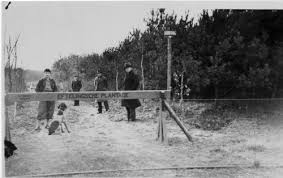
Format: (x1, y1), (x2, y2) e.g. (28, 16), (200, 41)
(13, 102), (17, 121)
(5, 99), (11, 141)
(163, 101), (193, 142)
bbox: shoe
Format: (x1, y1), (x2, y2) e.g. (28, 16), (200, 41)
(97, 112), (102, 114)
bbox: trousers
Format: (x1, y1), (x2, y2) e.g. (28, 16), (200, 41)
(74, 100), (80, 106)
(126, 107), (136, 121)
(97, 101), (109, 113)
(37, 101), (55, 121)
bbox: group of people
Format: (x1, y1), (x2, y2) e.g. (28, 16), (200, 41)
(34, 63), (141, 131)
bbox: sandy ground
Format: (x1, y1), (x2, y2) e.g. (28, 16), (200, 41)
(4, 100), (283, 177)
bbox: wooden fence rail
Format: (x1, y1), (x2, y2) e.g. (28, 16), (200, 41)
(4, 90), (193, 145)
(4, 90), (170, 142)
(5, 90), (170, 104)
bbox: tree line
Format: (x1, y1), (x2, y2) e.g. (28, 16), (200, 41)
(52, 10), (283, 99)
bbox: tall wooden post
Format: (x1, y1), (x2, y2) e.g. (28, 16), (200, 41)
(157, 31), (176, 144)
(167, 36), (172, 91)
(164, 31), (176, 92)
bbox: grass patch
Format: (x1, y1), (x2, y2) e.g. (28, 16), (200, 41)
(194, 105), (234, 131)
(247, 145), (266, 152)
(253, 160), (261, 168)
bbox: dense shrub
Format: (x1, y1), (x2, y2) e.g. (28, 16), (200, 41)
(194, 104), (234, 131)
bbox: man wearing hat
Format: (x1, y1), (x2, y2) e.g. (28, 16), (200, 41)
(121, 62), (141, 121)
(35, 68), (58, 131)
(94, 71), (109, 113)
(71, 75), (82, 106)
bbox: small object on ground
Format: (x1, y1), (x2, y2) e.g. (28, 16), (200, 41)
(5, 140), (17, 158)
(34, 127), (41, 132)
(253, 160), (260, 168)
(113, 118), (124, 122)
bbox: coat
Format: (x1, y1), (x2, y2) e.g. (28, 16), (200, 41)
(94, 75), (108, 102)
(121, 70), (141, 108)
(72, 80), (82, 91)
(35, 78), (57, 92)
(94, 76), (108, 91)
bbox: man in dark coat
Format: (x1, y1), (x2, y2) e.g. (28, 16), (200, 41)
(71, 75), (82, 106)
(35, 68), (58, 131)
(94, 72), (109, 114)
(121, 63), (141, 121)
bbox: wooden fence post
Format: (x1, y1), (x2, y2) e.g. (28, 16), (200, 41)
(163, 101), (193, 142)
(13, 102), (17, 121)
(157, 91), (168, 144)
(5, 106), (11, 141)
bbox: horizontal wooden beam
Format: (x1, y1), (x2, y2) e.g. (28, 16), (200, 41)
(5, 90), (170, 103)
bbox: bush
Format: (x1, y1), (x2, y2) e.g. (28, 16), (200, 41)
(194, 104), (234, 131)
(170, 103), (184, 115)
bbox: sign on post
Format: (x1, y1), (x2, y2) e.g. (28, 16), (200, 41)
(164, 31), (176, 36)
(5, 90), (171, 103)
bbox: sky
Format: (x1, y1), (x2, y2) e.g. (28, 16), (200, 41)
(2, 1), (283, 71)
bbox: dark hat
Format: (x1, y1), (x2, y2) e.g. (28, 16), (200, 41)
(44, 68), (51, 73)
(124, 62), (132, 70)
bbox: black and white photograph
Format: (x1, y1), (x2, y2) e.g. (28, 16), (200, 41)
(2, 1), (283, 177)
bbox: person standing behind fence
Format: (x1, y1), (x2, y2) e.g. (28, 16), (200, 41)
(121, 63), (141, 121)
(34, 69), (58, 131)
(94, 71), (109, 114)
(71, 75), (82, 106)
